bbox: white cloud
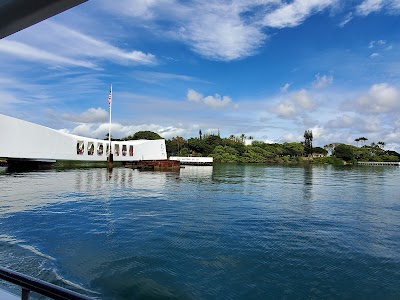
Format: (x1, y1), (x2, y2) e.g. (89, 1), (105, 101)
(203, 94), (232, 109)
(98, 0), (339, 61)
(99, 0), (159, 19)
(0, 40), (96, 68)
(47, 22), (156, 65)
(277, 132), (301, 143)
(292, 89), (316, 109)
(187, 89), (203, 102)
(262, 0), (337, 28)
(280, 83), (291, 93)
(269, 88), (317, 119)
(326, 114), (356, 128)
(133, 71), (199, 84)
(377, 39), (387, 45)
(70, 121), (195, 140)
(356, 0), (400, 15)
(356, 0), (385, 15)
(346, 83), (400, 113)
(271, 101), (297, 118)
(339, 12), (353, 27)
(60, 107), (109, 123)
(369, 40), (387, 48)
(177, 5), (265, 61)
(308, 126), (325, 139)
(313, 73), (333, 89)
(186, 89), (232, 109)
(326, 114), (382, 132)
(3, 21), (156, 68)
(370, 52), (380, 58)
(390, 0), (400, 10)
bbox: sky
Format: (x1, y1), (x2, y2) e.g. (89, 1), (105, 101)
(1, 0), (400, 151)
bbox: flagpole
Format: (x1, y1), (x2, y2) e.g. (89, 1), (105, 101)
(108, 84), (112, 152)
(108, 84), (113, 169)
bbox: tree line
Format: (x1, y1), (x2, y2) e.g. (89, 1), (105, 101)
(113, 130), (399, 164)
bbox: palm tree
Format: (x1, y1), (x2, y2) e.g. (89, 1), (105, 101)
(377, 141), (385, 149)
(358, 137), (368, 146)
(355, 138), (360, 147)
(240, 133), (246, 143)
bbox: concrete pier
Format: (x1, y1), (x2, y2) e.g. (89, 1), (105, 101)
(358, 161), (400, 166)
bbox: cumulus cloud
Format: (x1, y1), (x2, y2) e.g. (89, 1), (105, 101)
(277, 132), (301, 143)
(292, 89), (316, 109)
(346, 83), (400, 113)
(70, 121), (193, 140)
(270, 89), (317, 119)
(187, 89), (203, 102)
(313, 73), (333, 89)
(326, 114), (356, 128)
(370, 52), (380, 58)
(308, 126), (325, 139)
(271, 102), (297, 118)
(203, 95), (232, 108)
(60, 107), (109, 123)
(326, 114), (381, 132)
(186, 89), (232, 109)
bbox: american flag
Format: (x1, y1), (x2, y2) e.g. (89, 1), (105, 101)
(108, 90), (112, 108)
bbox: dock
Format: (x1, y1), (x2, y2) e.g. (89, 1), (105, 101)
(124, 160), (181, 171)
(169, 156), (213, 166)
(357, 161), (400, 166)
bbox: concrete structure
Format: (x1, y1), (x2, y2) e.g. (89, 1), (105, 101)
(169, 156), (213, 166)
(0, 0), (88, 39)
(0, 114), (167, 162)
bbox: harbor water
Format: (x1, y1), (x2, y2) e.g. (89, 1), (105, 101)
(0, 164), (399, 299)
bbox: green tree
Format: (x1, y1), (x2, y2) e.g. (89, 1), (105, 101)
(283, 142), (304, 157)
(334, 144), (355, 161)
(211, 145), (239, 162)
(313, 146), (328, 156)
(125, 131), (162, 140)
(166, 136), (187, 156)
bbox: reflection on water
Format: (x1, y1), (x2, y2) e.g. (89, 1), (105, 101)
(0, 164), (400, 299)
(179, 165), (213, 178)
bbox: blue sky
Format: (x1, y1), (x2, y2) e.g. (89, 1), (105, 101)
(1, 0), (400, 151)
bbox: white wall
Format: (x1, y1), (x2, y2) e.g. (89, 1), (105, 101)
(0, 114), (167, 161)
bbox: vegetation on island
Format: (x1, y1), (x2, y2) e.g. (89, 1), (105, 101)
(113, 130), (400, 165)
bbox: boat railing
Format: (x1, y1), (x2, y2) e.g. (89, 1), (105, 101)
(0, 266), (93, 300)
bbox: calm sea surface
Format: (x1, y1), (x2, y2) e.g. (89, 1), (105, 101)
(0, 164), (399, 299)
